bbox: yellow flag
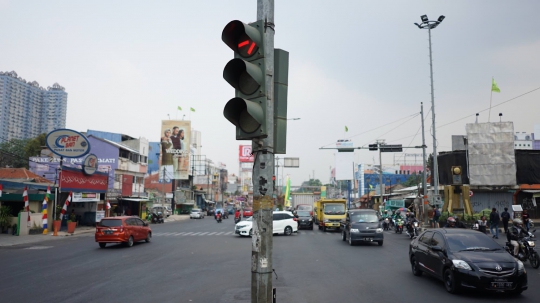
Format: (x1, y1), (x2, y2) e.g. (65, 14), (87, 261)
(177, 106), (182, 111)
(492, 78), (500, 93)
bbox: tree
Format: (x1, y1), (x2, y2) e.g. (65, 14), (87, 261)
(402, 172), (420, 187)
(24, 133), (47, 159)
(295, 179), (323, 193)
(0, 138), (29, 168)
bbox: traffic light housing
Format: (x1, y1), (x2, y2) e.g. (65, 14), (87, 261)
(451, 166), (462, 185)
(222, 20), (268, 140)
(369, 144), (378, 151)
(380, 144), (403, 152)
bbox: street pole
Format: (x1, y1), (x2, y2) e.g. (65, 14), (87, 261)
(252, 1), (275, 302)
(378, 140), (384, 212)
(428, 26), (439, 207)
(421, 102), (428, 224)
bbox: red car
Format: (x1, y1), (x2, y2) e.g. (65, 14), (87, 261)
(243, 208), (253, 217)
(95, 216), (152, 248)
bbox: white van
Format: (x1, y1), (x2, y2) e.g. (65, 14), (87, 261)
(152, 205), (171, 217)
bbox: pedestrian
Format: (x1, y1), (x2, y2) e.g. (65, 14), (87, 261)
(489, 208), (500, 239)
(432, 206), (440, 228)
(478, 215), (488, 234)
(501, 207), (510, 233)
(522, 209), (530, 232)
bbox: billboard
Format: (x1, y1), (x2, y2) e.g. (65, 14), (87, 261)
(239, 145), (254, 162)
(159, 120), (191, 181)
(46, 129), (91, 158)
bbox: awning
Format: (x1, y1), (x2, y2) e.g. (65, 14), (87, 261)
(522, 190), (540, 193)
(120, 198), (149, 202)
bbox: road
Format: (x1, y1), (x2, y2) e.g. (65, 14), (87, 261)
(0, 216), (539, 303)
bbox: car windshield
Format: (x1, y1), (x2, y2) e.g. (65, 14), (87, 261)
(323, 203), (345, 215)
(99, 219), (123, 227)
(297, 205), (312, 211)
(351, 213), (378, 223)
(246, 217), (252, 221)
(446, 234), (503, 252)
(191, 210), (200, 213)
(296, 211), (311, 217)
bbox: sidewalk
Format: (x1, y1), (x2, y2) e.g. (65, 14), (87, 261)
(0, 226), (95, 247)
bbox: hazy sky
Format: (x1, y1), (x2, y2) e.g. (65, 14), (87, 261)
(1, 1), (539, 187)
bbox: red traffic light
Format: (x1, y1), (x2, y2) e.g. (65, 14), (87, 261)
(222, 20), (262, 59)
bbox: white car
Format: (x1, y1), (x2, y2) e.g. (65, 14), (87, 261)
(234, 211), (298, 237)
(190, 209), (205, 219)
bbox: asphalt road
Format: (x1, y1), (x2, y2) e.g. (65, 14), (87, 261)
(1, 217), (539, 303)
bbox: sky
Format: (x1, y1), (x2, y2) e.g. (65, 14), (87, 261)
(1, 0), (539, 187)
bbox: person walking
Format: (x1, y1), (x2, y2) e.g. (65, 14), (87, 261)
(501, 207), (511, 233)
(432, 206), (441, 228)
(489, 208), (500, 239)
(522, 209), (530, 232)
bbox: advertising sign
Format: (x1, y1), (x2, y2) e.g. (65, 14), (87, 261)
(60, 166), (108, 193)
(82, 154), (98, 175)
(95, 211), (105, 222)
(46, 129), (91, 158)
(72, 192), (100, 202)
(159, 120), (191, 181)
(239, 145), (254, 162)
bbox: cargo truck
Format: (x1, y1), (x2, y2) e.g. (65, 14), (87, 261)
(313, 199), (347, 231)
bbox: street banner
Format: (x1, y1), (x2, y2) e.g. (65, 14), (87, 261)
(159, 120), (191, 181)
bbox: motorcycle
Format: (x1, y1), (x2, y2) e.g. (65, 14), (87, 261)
(505, 229), (539, 269)
(382, 218), (390, 231)
(216, 214), (222, 223)
(234, 216), (241, 224)
(394, 218), (404, 234)
(406, 221), (420, 239)
(151, 212), (164, 224)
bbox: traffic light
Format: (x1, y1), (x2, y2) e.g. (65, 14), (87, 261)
(380, 144), (403, 152)
(222, 20), (267, 140)
(369, 144), (378, 151)
(451, 166), (462, 185)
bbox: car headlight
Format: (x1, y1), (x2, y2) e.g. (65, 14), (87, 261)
(236, 225), (247, 229)
(452, 260), (472, 271)
(324, 219), (330, 223)
(308, 218), (312, 221)
(528, 241), (535, 247)
(517, 260), (526, 273)
(375, 228), (383, 233)
(350, 228), (359, 233)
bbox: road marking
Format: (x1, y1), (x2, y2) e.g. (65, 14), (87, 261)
(24, 246), (53, 250)
(207, 232), (217, 235)
(199, 232), (209, 235)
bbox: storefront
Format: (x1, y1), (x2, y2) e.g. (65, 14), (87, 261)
(115, 198), (149, 219)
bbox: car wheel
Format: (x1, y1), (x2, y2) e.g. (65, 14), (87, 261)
(443, 268), (460, 294)
(378, 241), (383, 246)
(318, 224), (321, 230)
(341, 230), (346, 241)
(99, 242), (106, 248)
(530, 252), (540, 269)
(322, 225), (326, 232)
(284, 226), (293, 236)
(411, 256), (423, 276)
(348, 234), (355, 246)
(249, 229), (253, 237)
(145, 232), (152, 243)
(126, 236), (134, 247)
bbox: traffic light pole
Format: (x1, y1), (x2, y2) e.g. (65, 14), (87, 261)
(252, 1), (274, 302)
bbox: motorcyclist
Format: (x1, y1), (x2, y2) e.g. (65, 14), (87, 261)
(234, 209), (241, 222)
(454, 216), (467, 228)
(382, 210), (391, 229)
(216, 211), (222, 221)
(406, 212), (418, 231)
(507, 219), (528, 256)
(444, 217), (457, 228)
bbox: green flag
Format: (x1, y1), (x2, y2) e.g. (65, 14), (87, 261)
(190, 107), (196, 112)
(492, 78), (500, 93)
(345, 126), (348, 132)
(177, 106), (182, 111)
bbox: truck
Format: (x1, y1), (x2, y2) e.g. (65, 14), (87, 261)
(313, 199), (347, 232)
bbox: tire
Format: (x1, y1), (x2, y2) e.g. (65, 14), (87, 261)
(249, 229), (253, 237)
(284, 226), (293, 236)
(126, 236), (134, 247)
(322, 225), (326, 232)
(342, 230), (346, 241)
(411, 256), (423, 276)
(318, 224), (321, 230)
(145, 232), (152, 243)
(348, 234), (355, 246)
(531, 252), (540, 269)
(99, 242), (106, 248)
(378, 241), (383, 246)
(443, 268), (460, 294)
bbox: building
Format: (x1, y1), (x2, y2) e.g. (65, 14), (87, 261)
(0, 71), (67, 140)
(514, 131), (533, 150)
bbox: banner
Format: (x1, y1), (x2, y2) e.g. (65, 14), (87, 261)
(159, 120), (191, 181)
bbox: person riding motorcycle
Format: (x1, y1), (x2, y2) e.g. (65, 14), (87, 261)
(507, 219), (529, 256)
(444, 216), (457, 228)
(235, 209), (241, 219)
(382, 210), (391, 229)
(406, 212), (418, 229)
(454, 216), (467, 228)
(216, 211), (222, 221)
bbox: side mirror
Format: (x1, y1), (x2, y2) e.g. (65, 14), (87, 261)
(143, 222), (148, 226)
(431, 245), (443, 252)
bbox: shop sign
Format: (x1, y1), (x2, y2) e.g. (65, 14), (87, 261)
(46, 129), (91, 158)
(96, 210), (105, 222)
(72, 192), (100, 202)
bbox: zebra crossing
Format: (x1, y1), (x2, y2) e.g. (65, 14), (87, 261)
(152, 231), (344, 237)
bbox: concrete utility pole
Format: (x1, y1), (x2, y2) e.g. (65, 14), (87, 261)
(252, 1), (275, 302)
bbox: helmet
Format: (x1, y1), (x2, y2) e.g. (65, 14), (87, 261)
(410, 212), (415, 218)
(384, 210), (388, 213)
(447, 217), (456, 225)
(513, 218), (523, 227)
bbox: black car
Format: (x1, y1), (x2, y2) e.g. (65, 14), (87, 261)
(409, 229), (527, 294)
(207, 208), (215, 216)
(295, 210), (313, 230)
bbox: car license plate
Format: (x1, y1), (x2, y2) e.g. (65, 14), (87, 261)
(363, 238), (373, 241)
(104, 230), (113, 235)
(491, 282), (513, 289)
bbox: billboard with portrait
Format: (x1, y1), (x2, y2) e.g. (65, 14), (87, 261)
(159, 120), (191, 181)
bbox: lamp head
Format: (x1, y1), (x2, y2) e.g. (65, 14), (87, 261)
(438, 15), (445, 22)
(414, 22), (422, 28)
(421, 15), (428, 22)
(499, 113), (502, 117)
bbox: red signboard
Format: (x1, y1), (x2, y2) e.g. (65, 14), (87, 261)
(239, 145), (254, 162)
(60, 167), (108, 193)
(122, 175), (133, 196)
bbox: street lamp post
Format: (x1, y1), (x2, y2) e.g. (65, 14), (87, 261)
(414, 14), (445, 207)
